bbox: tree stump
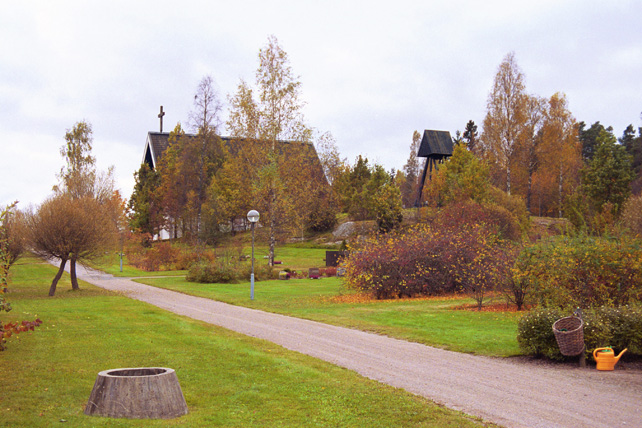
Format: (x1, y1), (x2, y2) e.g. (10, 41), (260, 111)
(84, 367), (188, 419)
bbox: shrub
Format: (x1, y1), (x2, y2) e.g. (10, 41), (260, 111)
(125, 235), (217, 272)
(252, 264), (278, 281)
(487, 186), (530, 235)
(187, 261), (238, 284)
(620, 194), (642, 237)
(517, 307), (564, 359)
(432, 200), (522, 242)
(506, 245), (542, 311)
(442, 224), (515, 309)
(517, 306), (642, 360)
(515, 235), (642, 309)
(186, 259), (278, 284)
(307, 191), (338, 232)
(343, 225), (454, 299)
(342, 223), (515, 306)
(593, 306), (642, 354)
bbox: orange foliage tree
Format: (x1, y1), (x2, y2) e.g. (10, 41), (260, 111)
(533, 93), (582, 217)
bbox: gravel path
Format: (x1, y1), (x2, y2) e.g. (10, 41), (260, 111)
(71, 264), (642, 428)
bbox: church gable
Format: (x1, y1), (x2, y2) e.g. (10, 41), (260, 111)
(143, 132), (173, 170)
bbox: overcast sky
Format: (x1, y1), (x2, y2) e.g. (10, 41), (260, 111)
(1, 0), (640, 208)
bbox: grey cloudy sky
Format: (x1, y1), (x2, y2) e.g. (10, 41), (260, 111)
(1, 0), (640, 208)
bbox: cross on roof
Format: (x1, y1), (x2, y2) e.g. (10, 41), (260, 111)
(158, 106), (165, 132)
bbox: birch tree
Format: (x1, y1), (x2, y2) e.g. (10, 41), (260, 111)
(519, 94), (546, 213)
(481, 52), (527, 195)
(226, 36), (315, 265)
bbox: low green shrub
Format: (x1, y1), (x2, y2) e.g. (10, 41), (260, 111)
(517, 307), (564, 359)
(594, 306), (642, 354)
(187, 261), (238, 283)
(515, 235), (642, 309)
(517, 306), (642, 360)
(186, 260), (278, 284)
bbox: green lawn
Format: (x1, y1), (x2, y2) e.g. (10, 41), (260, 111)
(93, 245), (329, 277)
(136, 276), (523, 357)
(1, 255), (498, 427)
(90, 253), (188, 277)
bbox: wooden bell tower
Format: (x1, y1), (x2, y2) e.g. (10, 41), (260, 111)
(414, 130), (453, 207)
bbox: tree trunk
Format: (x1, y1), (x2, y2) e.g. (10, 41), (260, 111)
(70, 255), (79, 290)
(49, 257), (67, 297)
(558, 163), (564, 218)
(526, 170), (533, 214)
(506, 161), (512, 195)
(268, 212), (275, 267)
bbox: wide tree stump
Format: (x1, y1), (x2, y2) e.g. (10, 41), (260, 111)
(84, 367), (188, 419)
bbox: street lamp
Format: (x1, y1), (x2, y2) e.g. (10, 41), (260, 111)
(247, 210), (260, 300)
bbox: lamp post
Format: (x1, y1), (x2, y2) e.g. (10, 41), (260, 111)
(247, 210), (260, 300)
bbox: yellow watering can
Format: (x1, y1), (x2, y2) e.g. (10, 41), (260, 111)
(593, 347), (627, 371)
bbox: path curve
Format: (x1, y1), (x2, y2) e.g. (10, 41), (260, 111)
(70, 264), (641, 428)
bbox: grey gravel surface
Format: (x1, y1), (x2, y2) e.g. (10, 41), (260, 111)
(69, 263), (642, 428)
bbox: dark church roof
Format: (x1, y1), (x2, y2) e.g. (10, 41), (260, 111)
(417, 130), (453, 158)
(144, 132), (172, 169)
(142, 132), (326, 182)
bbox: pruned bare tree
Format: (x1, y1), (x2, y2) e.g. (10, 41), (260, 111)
(25, 194), (118, 296)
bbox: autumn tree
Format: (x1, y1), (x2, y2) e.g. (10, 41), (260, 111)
(155, 124), (188, 238)
(332, 156), (402, 227)
(205, 154), (254, 238)
(537, 93), (582, 217)
(333, 155), (371, 219)
(315, 131), (345, 185)
(480, 52), (527, 195)
(519, 94), (546, 213)
(0, 202), (22, 292)
(188, 75), (225, 239)
(373, 174), (404, 233)
(55, 121), (96, 198)
(148, 77), (226, 242)
(25, 194), (117, 296)
(424, 143), (491, 206)
(29, 121), (121, 293)
(226, 35), (321, 265)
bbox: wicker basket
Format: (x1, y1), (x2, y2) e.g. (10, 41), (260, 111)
(553, 316), (585, 356)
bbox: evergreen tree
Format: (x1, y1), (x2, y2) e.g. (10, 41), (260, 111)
(401, 130), (421, 207)
(582, 129), (635, 215)
(578, 121), (612, 162)
(462, 120), (478, 152)
(128, 163), (162, 236)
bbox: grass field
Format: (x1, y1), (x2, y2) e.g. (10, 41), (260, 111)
(1, 255), (498, 427)
(136, 276), (523, 357)
(93, 245), (329, 277)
